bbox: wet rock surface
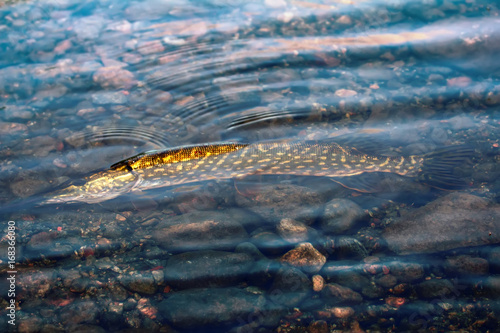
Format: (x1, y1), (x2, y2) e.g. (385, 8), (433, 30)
(321, 199), (365, 234)
(151, 210), (250, 252)
(280, 242), (326, 274)
(270, 266), (312, 308)
(445, 255), (489, 276)
(321, 283), (363, 305)
(383, 193), (500, 254)
(277, 218), (311, 244)
(164, 250), (254, 288)
(235, 184), (324, 224)
(159, 287), (266, 330)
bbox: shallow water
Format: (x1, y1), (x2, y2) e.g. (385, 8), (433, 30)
(0, 0), (500, 331)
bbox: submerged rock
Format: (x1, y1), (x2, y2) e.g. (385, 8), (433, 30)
(280, 242), (326, 274)
(10, 171), (50, 198)
(277, 218), (311, 244)
(235, 184), (324, 225)
(151, 210), (250, 252)
(445, 255), (489, 276)
(164, 250), (254, 288)
(159, 287), (266, 330)
(270, 266), (312, 307)
(321, 283), (363, 305)
(415, 279), (456, 299)
(321, 199), (365, 234)
(382, 193), (500, 254)
(119, 272), (157, 295)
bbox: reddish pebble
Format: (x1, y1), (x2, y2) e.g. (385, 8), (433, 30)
(83, 247), (94, 257)
(385, 296), (406, 307)
(383, 265), (390, 275)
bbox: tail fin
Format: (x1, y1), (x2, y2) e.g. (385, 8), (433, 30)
(418, 145), (474, 190)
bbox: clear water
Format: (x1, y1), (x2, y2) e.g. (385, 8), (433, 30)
(0, 0), (499, 331)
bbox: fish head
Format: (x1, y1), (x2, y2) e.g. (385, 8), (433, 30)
(42, 168), (142, 204)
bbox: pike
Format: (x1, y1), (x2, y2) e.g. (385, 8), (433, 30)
(40, 140), (473, 204)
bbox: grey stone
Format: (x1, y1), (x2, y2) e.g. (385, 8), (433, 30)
(321, 283), (363, 305)
(383, 193), (500, 254)
(236, 184), (324, 225)
(119, 272), (157, 295)
(159, 287), (267, 330)
(321, 199), (365, 234)
(416, 279), (456, 299)
(151, 210), (250, 252)
(277, 218), (311, 244)
(389, 261), (425, 283)
(270, 266), (312, 308)
(164, 250), (254, 288)
(445, 255), (489, 276)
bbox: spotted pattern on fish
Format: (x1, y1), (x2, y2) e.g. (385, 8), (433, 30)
(42, 140), (473, 204)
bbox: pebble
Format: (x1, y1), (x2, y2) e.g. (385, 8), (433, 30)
(277, 218), (311, 243)
(93, 67), (136, 89)
(331, 306), (355, 319)
(321, 199), (365, 234)
(312, 274), (325, 292)
(280, 242), (326, 274)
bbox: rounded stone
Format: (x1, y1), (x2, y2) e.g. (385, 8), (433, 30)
(321, 199), (365, 234)
(280, 242), (326, 274)
(445, 255), (489, 276)
(277, 218), (309, 244)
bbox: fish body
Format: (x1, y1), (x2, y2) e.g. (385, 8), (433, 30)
(42, 140), (471, 204)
